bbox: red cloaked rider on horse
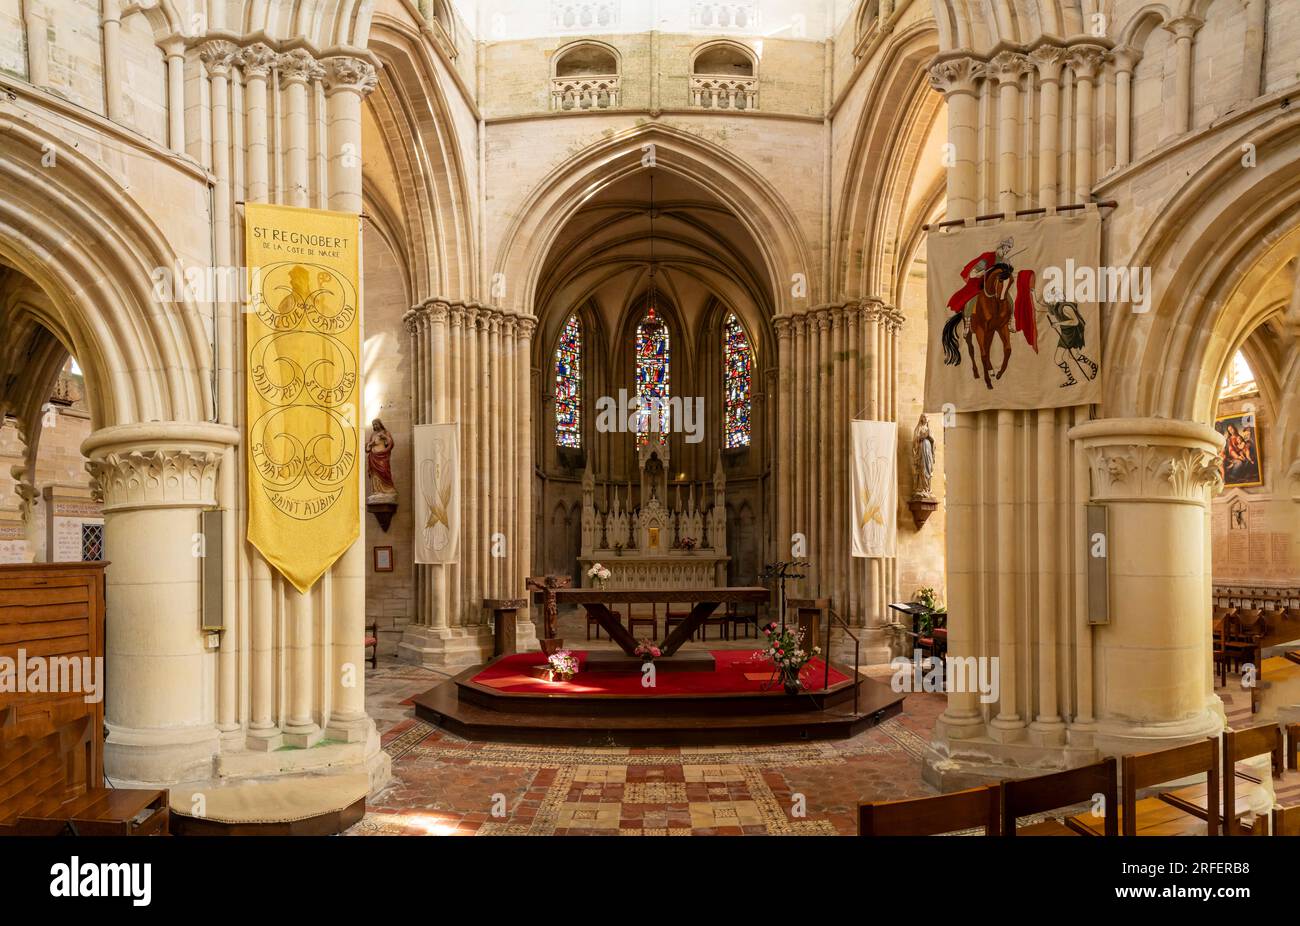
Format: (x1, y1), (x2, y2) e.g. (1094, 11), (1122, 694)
(941, 238), (1039, 390)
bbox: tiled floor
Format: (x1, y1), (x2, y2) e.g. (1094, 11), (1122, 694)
(352, 630), (1300, 835)
(352, 657), (946, 836)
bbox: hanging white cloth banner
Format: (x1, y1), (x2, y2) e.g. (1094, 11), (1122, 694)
(414, 423), (460, 564)
(850, 419), (897, 558)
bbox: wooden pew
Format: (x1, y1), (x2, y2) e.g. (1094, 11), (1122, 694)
(1002, 758), (1118, 836)
(1161, 724), (1281, 835)
(1273, 804), (1300, 836)
(1070, 738), (1221, 836)
(860, 785), (1001, 836)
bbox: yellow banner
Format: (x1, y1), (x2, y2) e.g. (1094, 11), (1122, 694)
(244, 203), (361, 593)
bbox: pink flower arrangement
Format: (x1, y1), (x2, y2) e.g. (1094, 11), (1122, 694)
(634, 640), (662, 660)
(678, 536), (698, 551)
(547, 650), (578, 677)
(756, 623), (820, 692)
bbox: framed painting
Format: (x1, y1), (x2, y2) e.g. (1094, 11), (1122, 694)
(373, 545), (394, 573)
(1214, 411), (1263, 488)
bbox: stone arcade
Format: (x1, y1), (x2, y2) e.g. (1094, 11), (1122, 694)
(0, 0), (1297, 845)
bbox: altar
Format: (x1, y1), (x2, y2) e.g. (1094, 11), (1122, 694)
(577, 435), (729, 589)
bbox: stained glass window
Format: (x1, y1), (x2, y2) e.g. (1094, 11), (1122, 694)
(723, 312), (752, 448)
(635, 304), (670, 446)
(554, 313), (582, 447)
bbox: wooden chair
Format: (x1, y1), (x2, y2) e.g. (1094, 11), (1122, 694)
(627, 602), (658, 640)
(1162, 724), (1282, 835)
(1118, 738), (1221, 836)
(364, 622), (378, 669)
(1287, 723), (1299, 772)
(859, 785), (1001, 836)
(725, 601), (760, 639)
(664, 606), (697, 642)
(1002, 758), (1118, 836)
(700, 606), (730, 641)
(1272, 804), (1300, 836)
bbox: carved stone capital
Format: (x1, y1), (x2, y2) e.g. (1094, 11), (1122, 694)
(1068, 44), (1108, 81)
(772, 315), (793, 339)
(239, 43), (277, 80)
(81, 423), (238, 513)
(987, 51), (1032, 85)
(1071, 418), (1225, 505)
(277, 49), (323, 87)
(1029, 45), (1067, 82)
(1110, 45), (1142, 74)
(402, 308), (422, 336)
(1165, 15), (1205, 40)
(198, 40), (239, 78)
(515, 316), (538, 340)
(928, 56), (984, 97)
(323, 56), (378, 97)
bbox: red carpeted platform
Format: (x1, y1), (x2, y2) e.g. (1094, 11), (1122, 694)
(411, 649), (906, 745)
(470, 649), (850, 695)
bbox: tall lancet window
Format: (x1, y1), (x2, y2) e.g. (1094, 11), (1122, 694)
(554, 313), (583, 447)
(722, 312), (752, 448)
(635, 304), (670, 446)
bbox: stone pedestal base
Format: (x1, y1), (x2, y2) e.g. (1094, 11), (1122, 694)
(829, 624), (891, 668)
(104, 723), (221, 786)
(398, 625), (494, 670)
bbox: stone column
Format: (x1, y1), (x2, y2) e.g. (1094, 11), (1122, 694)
(928, 57), (983, 221)
(1166, 16), (1203, 136)
(278, 49), (320, 208)
(1241, 0), (1266, 102)
(1070, 417), (1225, 754)
(1069, 46), (1106, 202)
(1031, 47), (1065, 206)
(988, 52), (1029, 215)
(320, 54), (377, 742)
(24, 1), (50, 88)
(1111, 47), (1140, 170)
(101, 0), (124, 120)
(85, 422), (238, 785)
(240, 45), (276, 203)
(164, 42), (186, 153)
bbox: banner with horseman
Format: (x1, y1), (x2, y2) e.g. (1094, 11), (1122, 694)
(924, 211), (1102, 412)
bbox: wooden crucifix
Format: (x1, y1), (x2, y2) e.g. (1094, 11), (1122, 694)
(526, 574), (572, 655)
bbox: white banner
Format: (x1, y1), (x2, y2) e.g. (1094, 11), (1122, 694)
(414, 423), (460, 564)
(850, 420), (897, 558)
(925, 211), (1103, 412)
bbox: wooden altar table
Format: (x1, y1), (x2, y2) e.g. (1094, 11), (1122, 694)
(555, 587), (769, 656)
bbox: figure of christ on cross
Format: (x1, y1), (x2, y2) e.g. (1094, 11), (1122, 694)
(526, 574), (572, 655)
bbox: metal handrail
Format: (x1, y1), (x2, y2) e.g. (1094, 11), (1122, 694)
(824, 606), (861, 716)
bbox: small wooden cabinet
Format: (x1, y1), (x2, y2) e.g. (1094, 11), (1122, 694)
(0, 562), (166, 834)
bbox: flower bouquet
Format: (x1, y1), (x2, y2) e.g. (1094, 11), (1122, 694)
(587, 562), (612, 588)
(757, 622), (821, 695)
(634, 640), (662, 663)
(679, 536), (698, 553)
(547, 649), (579, 681)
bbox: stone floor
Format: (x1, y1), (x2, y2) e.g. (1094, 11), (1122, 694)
(351, 620), (1300, 835)
(352, 654), (945, 836)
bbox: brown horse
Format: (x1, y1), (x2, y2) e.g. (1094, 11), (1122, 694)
(964, 263), (1015, 390)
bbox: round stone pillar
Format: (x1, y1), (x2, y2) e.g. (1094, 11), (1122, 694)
(84, 422), (239, 785)
(1070, 417), (1225, 754)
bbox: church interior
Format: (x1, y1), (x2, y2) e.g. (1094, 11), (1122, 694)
(1, 0), (1299, 867)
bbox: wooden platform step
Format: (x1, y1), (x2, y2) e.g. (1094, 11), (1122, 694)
(413, 671), (905, 746)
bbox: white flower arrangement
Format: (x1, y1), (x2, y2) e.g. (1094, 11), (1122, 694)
(587, 563), (612, 584)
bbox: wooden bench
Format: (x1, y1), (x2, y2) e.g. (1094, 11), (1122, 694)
(860, 785), (1001, 836)
(1002, 758), (1118, 836)
(1070, 738), (1220, 836)
(1161, 723), (1282, 835)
